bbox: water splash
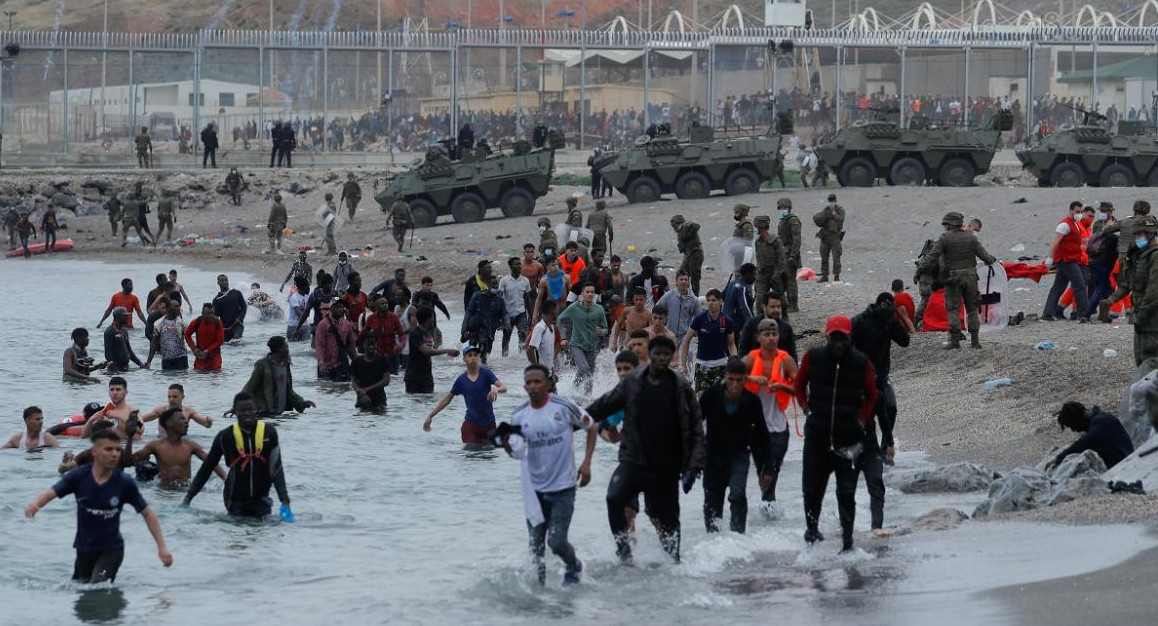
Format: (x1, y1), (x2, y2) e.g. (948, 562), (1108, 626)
(42, 0), (65, 81)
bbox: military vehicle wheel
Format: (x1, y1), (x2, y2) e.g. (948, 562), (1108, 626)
(675, 172), (711, 199)
(840, 158), (876, 187)
(626, 177), (661, 204)
(450, 192), (486, 223)
(1050, 162), (1086, 187)
(499, 187), (536, 218)
(1099, 164), (1135, 188)
(724, 168), (759, 196)
(889, 158), (926, 186)
(939, 159), (976, 187)
(408, 199), (438, 229)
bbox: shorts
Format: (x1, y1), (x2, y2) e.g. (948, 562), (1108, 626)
(224, 323), (244, 342)
(694, 363), (727, 393)
(405, 379), (434, 394)
(73, 548), (125, 584)
(161, 356), (189, 371)
(227, 497), (273, 518)
(461, 420), (495, 444)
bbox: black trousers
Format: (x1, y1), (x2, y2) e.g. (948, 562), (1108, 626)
(856, 430), (886, 530)
(753, 430), (790, 502)
(203, 148), (217, 168)
(606, 462), (681, 563)
(802, 436), (859, 545)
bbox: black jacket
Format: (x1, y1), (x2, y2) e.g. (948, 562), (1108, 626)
(201, 128), (219, 150)
(738, 315), (797, 362)
(850, 304), (910, 384)
(799, 346), (875, 449)
(699, 385), (771, 462)
(587, 365), (705, 475)
(1053, 408), (1135, 469)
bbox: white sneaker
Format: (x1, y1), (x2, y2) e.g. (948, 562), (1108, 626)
(759, 501), (783, 521)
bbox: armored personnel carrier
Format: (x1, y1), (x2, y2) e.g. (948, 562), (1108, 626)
(1016, 111), (1158, 187)
(374, 128), (565, 228)
(813, 108), (1013, 187)
(596, 113), (792, 204)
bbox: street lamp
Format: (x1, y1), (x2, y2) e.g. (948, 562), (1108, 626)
(3, 11), (15, 31)
(0, 43), (21, 168)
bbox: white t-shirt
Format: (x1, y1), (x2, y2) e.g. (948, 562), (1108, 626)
(756, 388), (788, 433)
(498, 275), (531, 317)
(528, 320), (556, 371)
(1056, 221), (1073, 235)
(288, 291), (307, 327)
(510, 396), (595, 494)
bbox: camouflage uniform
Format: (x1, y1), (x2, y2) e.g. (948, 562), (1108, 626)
(1130, 215), (1158, 365)
(156, 191), (177, 242)
(135, 129), (152, 168)
(585, 200), (614, 254)
(753, 214), (788, 311)
(387, 196), (413, 251)
(537, 217), (559, 260)
(671, 214), (704, 294)
(105, 194), (123, 236)
(4, 207), (19, 248)
(776, 197), (802, 312)
(733, 204), (754, 239)
(341, 175), (362, 220)
(1099, 201), (1149, 319)
(917, 212), (996, 349)
(812, 197), (846, 282)
(565, 197), (583, 228)
(913, 237), (939, 326)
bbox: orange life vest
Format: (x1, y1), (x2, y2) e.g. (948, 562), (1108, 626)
(745, 348), (792, 410)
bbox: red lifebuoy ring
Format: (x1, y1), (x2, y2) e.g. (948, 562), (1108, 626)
(56, 414), (87, 438)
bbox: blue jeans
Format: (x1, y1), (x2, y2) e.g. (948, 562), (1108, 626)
(703, 451), (751, 533)
(1084, 259), (1114, 318)
(526, 487), (580, 583)
(569, 345), (597, 393)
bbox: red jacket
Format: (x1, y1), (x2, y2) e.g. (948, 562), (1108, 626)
(1055, 215), (1084, 263)
(184, 316), (224, 371)
(360, 312), (404, 357)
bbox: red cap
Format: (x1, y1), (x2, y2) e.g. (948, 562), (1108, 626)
(824, 315), (853, 336)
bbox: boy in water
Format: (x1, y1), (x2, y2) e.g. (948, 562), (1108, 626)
(647, 306), (677, 343)
(139, 384), (213, 434)
(122, 408), (226, 486)
(500, 363), (596, 587)
(80, 377), (140, 440)
(25, 429), (173, 583)
(351, 332), (392, 410)
(63, 327), (105, 384)
(3, 406), (59, 451)
(424, 344), (508, 443)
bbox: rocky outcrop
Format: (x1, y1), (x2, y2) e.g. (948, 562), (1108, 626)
(885, 462), (999, 494)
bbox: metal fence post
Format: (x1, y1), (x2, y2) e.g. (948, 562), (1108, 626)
(836, 45), (842, 132)
(899, 46), (907, 127)
(322, 44), (328, 153)
(964, 46), (971, 127)
(63, 47), (69, 154)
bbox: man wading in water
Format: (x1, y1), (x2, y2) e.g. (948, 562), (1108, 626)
(183, 392), (295, 521)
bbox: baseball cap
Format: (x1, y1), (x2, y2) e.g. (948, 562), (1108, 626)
(824, 315), (853, 336)
(461, 343), (481, 355)
(477, 260), (491, 270)
(83, 402), (104, 419)
(827, 193), (837, 202)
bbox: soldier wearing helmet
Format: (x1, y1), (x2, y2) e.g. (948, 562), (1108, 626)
(916, 211), (996, 349)
(670, 214), (703, 294)
(777, 197), (802, 312)
(1096, 199), (1151, 322)
(733, 204), (754, 239)
(1129, 214), (1158, 364)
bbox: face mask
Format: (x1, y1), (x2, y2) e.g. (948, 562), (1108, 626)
(1137, 236), (1149, 250)
(734, 215), (742, 222)
(538, 226), (546, 234)
(780, 210), (790, 219)
(1096, 212), (1107, 221)
(1081, 216), (1094, 227)
(1072, 213), (1082, 222)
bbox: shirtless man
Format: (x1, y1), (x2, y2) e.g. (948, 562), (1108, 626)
(609, 287), (652, 352)
(647, 306), (678, 343)
(80, 377), (139, 440)
(139, 384), (213, 435)
(533, 256), (571, 324)
(121, 408), (226, 485)
(625, 329), (652, 366)
(3, 406), (59, 451)
(168, 269), (194, 309)
(63, 327), (106, 384)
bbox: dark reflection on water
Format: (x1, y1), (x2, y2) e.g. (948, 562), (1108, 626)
(73, 587), (128, 623)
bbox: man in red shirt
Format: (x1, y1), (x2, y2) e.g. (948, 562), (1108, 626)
(97, 279), (147, 329)
(359, 296), (405, 373)
(340, 271), (369, 330)
(184, 304), (225, 371)
(890, 279), (916, 333)
(1043, 201), (1089, 322)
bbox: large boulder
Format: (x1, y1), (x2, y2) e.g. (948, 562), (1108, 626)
(81, 177), (112, 193)
(1048, 450), (1107, 481)
(288, 180), (314, 195)
(910, 508), (969, 531)
(973, 468), (1053, 517)
(885, 462), (999, 494)
(1120, 359), (1158, 447)
(39, 184), (58, 199)
(1045, 477), (1111, 507)
(53, 193), (80, 210)
(74, 203), (105, 217)
(1103, 439), (1158, 492)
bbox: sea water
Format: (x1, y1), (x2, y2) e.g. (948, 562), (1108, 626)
(0, 258), (1152, 625)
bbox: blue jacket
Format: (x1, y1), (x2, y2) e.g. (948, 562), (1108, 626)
(463, 290), (505, 337)
(723, 278), (754, 329)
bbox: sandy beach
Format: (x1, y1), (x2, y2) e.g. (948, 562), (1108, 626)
(4, 169), (1151, 515)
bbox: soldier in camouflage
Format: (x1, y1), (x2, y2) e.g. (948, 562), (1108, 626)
(1129, 215), (1158, 365)
(916, 212), (995, 350)
(1097, 200), (1150, 322)
(537, 217), (559, 260)
(812, 193), (846, 282)
(733, 204), (754, 239)
(385, 194), (413, 253)
(777, 197), (802, 312)
(586, 199), (614, 254)
(134, 127), (153, 169)
(913, 235), (939, 328)
(753, 215), (788, 315)
(565, 197), (583, 228)
(670, 214), (704, 294)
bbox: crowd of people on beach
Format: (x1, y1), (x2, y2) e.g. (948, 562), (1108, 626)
(10, 181), (1146, 590)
